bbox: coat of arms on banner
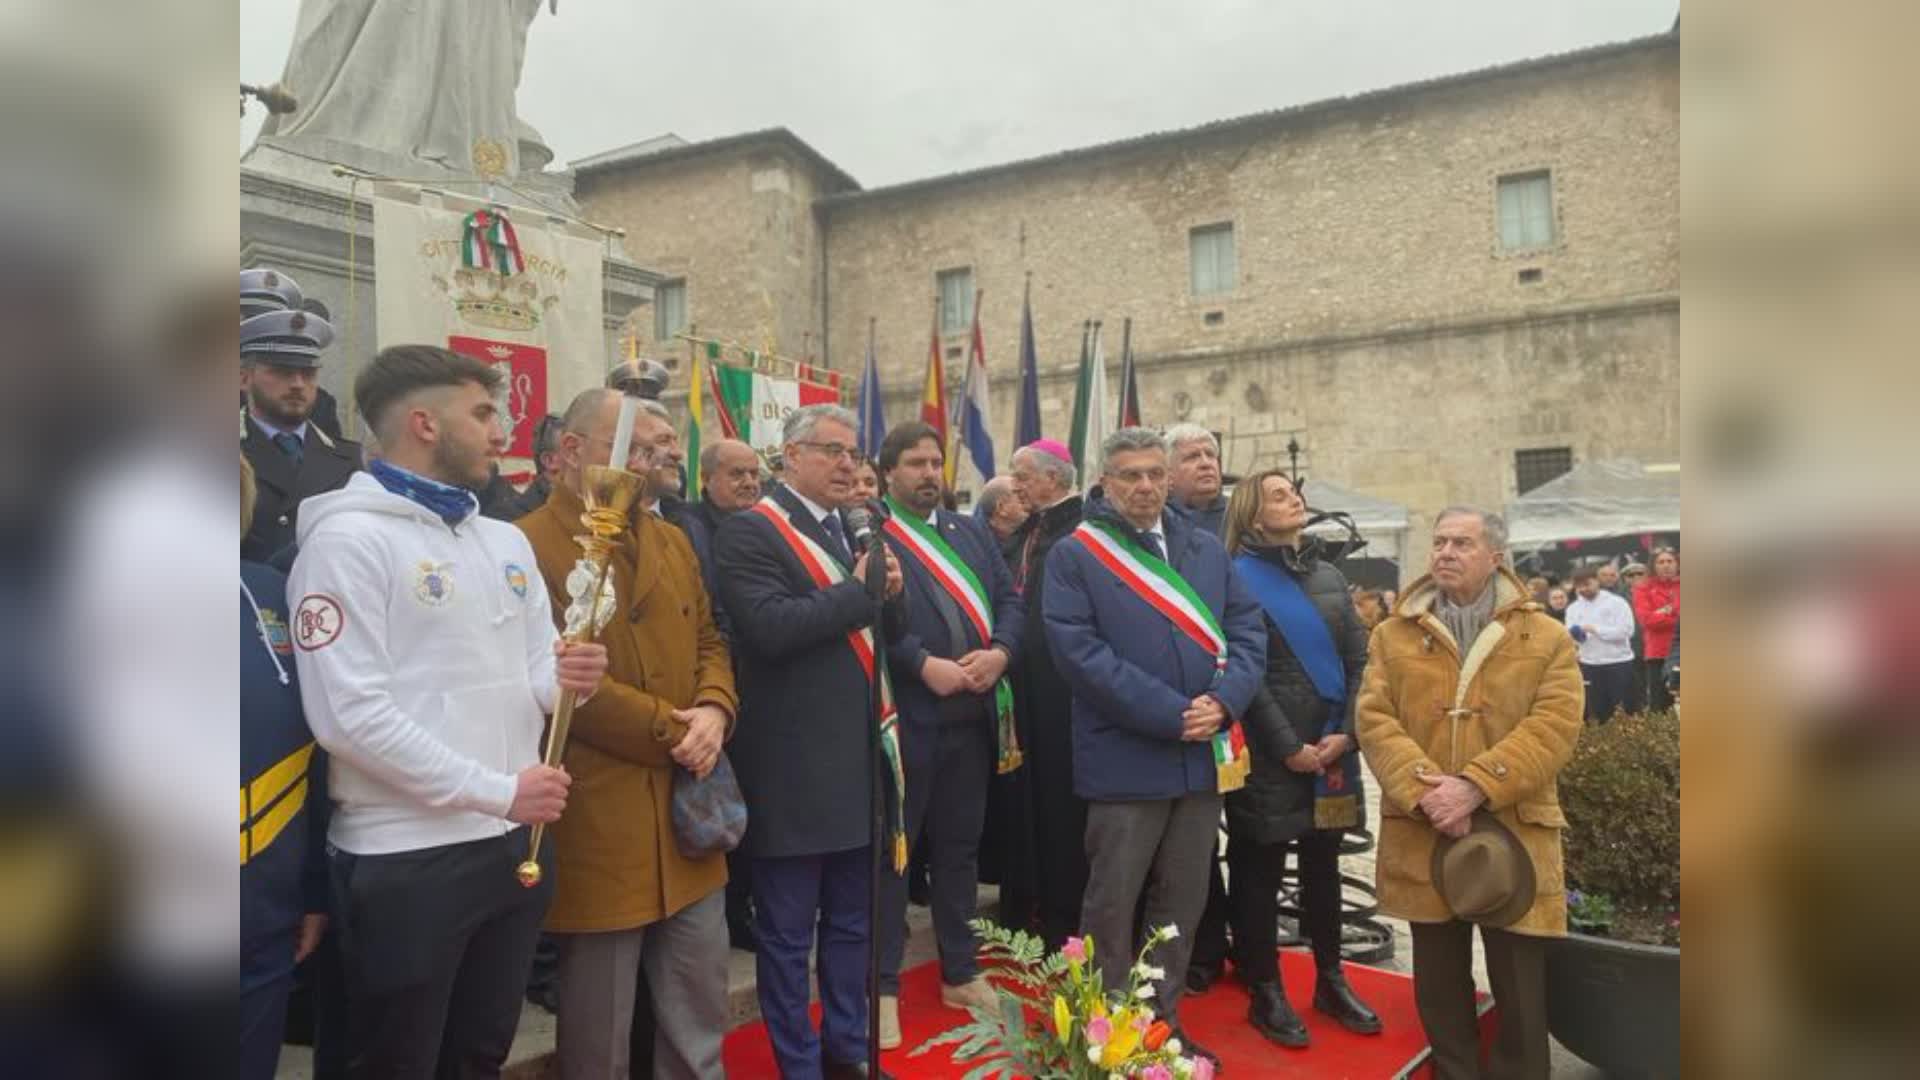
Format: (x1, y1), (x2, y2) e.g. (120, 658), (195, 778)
(428, 208), (563, 333)
(375, 190), (603, 464)
(449, 335), (547, 459)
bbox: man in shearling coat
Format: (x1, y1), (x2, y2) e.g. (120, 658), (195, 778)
(1356, 506), (1584, 1080)
(519, 389), (738, 1080)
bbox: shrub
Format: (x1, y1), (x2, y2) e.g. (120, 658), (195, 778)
(1558, 709), (1679, 944)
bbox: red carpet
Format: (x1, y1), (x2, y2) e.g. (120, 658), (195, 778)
(722, 950), (1494, 1078)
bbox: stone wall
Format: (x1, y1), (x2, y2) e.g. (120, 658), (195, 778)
(574, 36), (1679, 581)
(823, 39), (1678, 392)
(577, 142), (832, 363)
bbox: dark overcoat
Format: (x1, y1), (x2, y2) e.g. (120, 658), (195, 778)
(714, 484), (909, 859)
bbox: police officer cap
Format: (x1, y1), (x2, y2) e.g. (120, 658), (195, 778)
(606, 356), (670, 400)
(241, 268), (306, 321)
(241, 309), (335, 368)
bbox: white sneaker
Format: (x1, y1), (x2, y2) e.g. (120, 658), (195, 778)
(878, 994), (902, 1050)
(940, 976), (1000, 1013)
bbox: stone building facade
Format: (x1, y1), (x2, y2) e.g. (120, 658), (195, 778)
(576, 31), (1678, 576)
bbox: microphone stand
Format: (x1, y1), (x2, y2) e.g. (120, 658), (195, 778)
(861, 520), (889, 1077)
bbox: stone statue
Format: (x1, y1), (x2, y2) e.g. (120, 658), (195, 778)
(246, 0), (575, 209)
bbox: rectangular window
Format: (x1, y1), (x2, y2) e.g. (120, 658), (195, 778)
(1497, 171), (1555, 251)
(1190, 223), (1236, 296)
(1515, 446), (1574, 495)
(937, 268), (973, 333)
(654, 279), (687, 340)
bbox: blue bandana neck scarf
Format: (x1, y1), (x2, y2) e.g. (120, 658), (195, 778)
(369, 458), (480, 529)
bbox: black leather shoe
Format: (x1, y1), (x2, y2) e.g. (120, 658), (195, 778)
(1247, 979), (1310, 1048)
(824, 1061), (894, 1080)
(1185, 961), (1220, 994)
(1313, 967), (1382, 1034)
(1173, 1028), (1223, 1073)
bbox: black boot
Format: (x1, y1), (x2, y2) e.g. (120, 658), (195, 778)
(1185, 960), (1220, 995)
(1313, 966), (1382, 1035)
(1247, 979), (1309, 1048)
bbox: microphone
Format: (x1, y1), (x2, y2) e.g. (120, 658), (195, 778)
(844, 500), (886, 550)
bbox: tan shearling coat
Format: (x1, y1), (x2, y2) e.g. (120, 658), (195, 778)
(1355, 567), (1583, 937)
(517, 483), (738, 932)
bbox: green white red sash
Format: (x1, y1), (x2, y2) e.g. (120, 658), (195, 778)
(749, 497), (908, 872)
(881, 496), (1023, 775)
(1071, 520), (1250, 793)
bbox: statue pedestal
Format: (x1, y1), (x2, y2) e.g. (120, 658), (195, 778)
(241, 162), (657, 441)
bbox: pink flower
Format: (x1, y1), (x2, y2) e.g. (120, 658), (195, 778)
(1190, 1056), (1215, 1080)
(1132, 1013), (1151, 1033)
(1142, 1066), (1173, 1080)
(1085, 1016), (1112, 1045)
(1062, 936), (1088, 964)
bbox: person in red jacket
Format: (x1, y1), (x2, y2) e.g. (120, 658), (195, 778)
(1633, 548), (1681, 711)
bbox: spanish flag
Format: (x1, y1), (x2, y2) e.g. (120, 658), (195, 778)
(920, 304), (948, 482)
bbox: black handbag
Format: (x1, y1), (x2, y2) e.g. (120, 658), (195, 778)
(670, 751), (748, 858)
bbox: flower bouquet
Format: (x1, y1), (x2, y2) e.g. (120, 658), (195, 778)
(911, 921), (1213, 1080)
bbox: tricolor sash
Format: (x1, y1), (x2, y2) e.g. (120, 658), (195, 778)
(882, 496), (1023, 774)
(1072, 520), (1250, 793)
(748, 498), (908, 872)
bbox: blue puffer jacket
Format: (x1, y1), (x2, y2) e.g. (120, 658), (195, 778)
(1042, 493), (1267, 801)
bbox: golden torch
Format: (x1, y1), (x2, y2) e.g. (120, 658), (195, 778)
(516, 461), (644, 887)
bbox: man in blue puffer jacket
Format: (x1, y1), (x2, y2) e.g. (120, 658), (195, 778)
(1043, 427), (1265, 1069)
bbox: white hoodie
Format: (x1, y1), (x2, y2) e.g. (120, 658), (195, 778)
(288, 472), (560, 855)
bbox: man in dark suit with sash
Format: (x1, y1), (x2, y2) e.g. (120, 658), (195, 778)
(714, 404), (908, 1080)
(239, 269), (361, 564)
(870, 422), (1024, 1049)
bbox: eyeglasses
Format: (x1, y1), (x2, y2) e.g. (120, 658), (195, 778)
(796, 441), (858, 461)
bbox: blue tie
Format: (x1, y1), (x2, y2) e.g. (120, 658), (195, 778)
(272, 431), (304, 466)
(1140, 530), (1165, 561)
(821, 512), (853, 568)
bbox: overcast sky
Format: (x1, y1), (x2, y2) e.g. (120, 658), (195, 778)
(242, 0), (1674, 189)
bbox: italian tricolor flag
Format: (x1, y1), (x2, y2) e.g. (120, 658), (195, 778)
(714, 366), (839, 455)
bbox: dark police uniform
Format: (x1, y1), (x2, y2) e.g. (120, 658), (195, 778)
(238, 279), (362, 564)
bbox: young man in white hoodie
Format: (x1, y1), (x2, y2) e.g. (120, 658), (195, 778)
(289, 344), (607, 1077)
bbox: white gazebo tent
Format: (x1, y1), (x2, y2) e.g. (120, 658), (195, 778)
(1505, 458), (1681, 550)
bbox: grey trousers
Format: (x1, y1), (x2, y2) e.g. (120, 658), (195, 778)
(877, 708), (992, 994)
(1410, 920), (1550, 1080)
(554, 889), (729, 1080)
(1080, 793), (1223, 1019)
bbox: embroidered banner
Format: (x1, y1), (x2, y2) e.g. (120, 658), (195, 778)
(372, 186), (604, 473)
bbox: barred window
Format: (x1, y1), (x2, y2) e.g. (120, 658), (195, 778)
(1515, 446), (1573, 495)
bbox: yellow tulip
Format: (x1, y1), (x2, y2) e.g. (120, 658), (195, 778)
(1053, 995), (1073, 1043)
(1099, 1008), (1144, 1068)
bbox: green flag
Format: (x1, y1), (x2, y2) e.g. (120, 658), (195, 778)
(1068, 320), (1109, 483)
